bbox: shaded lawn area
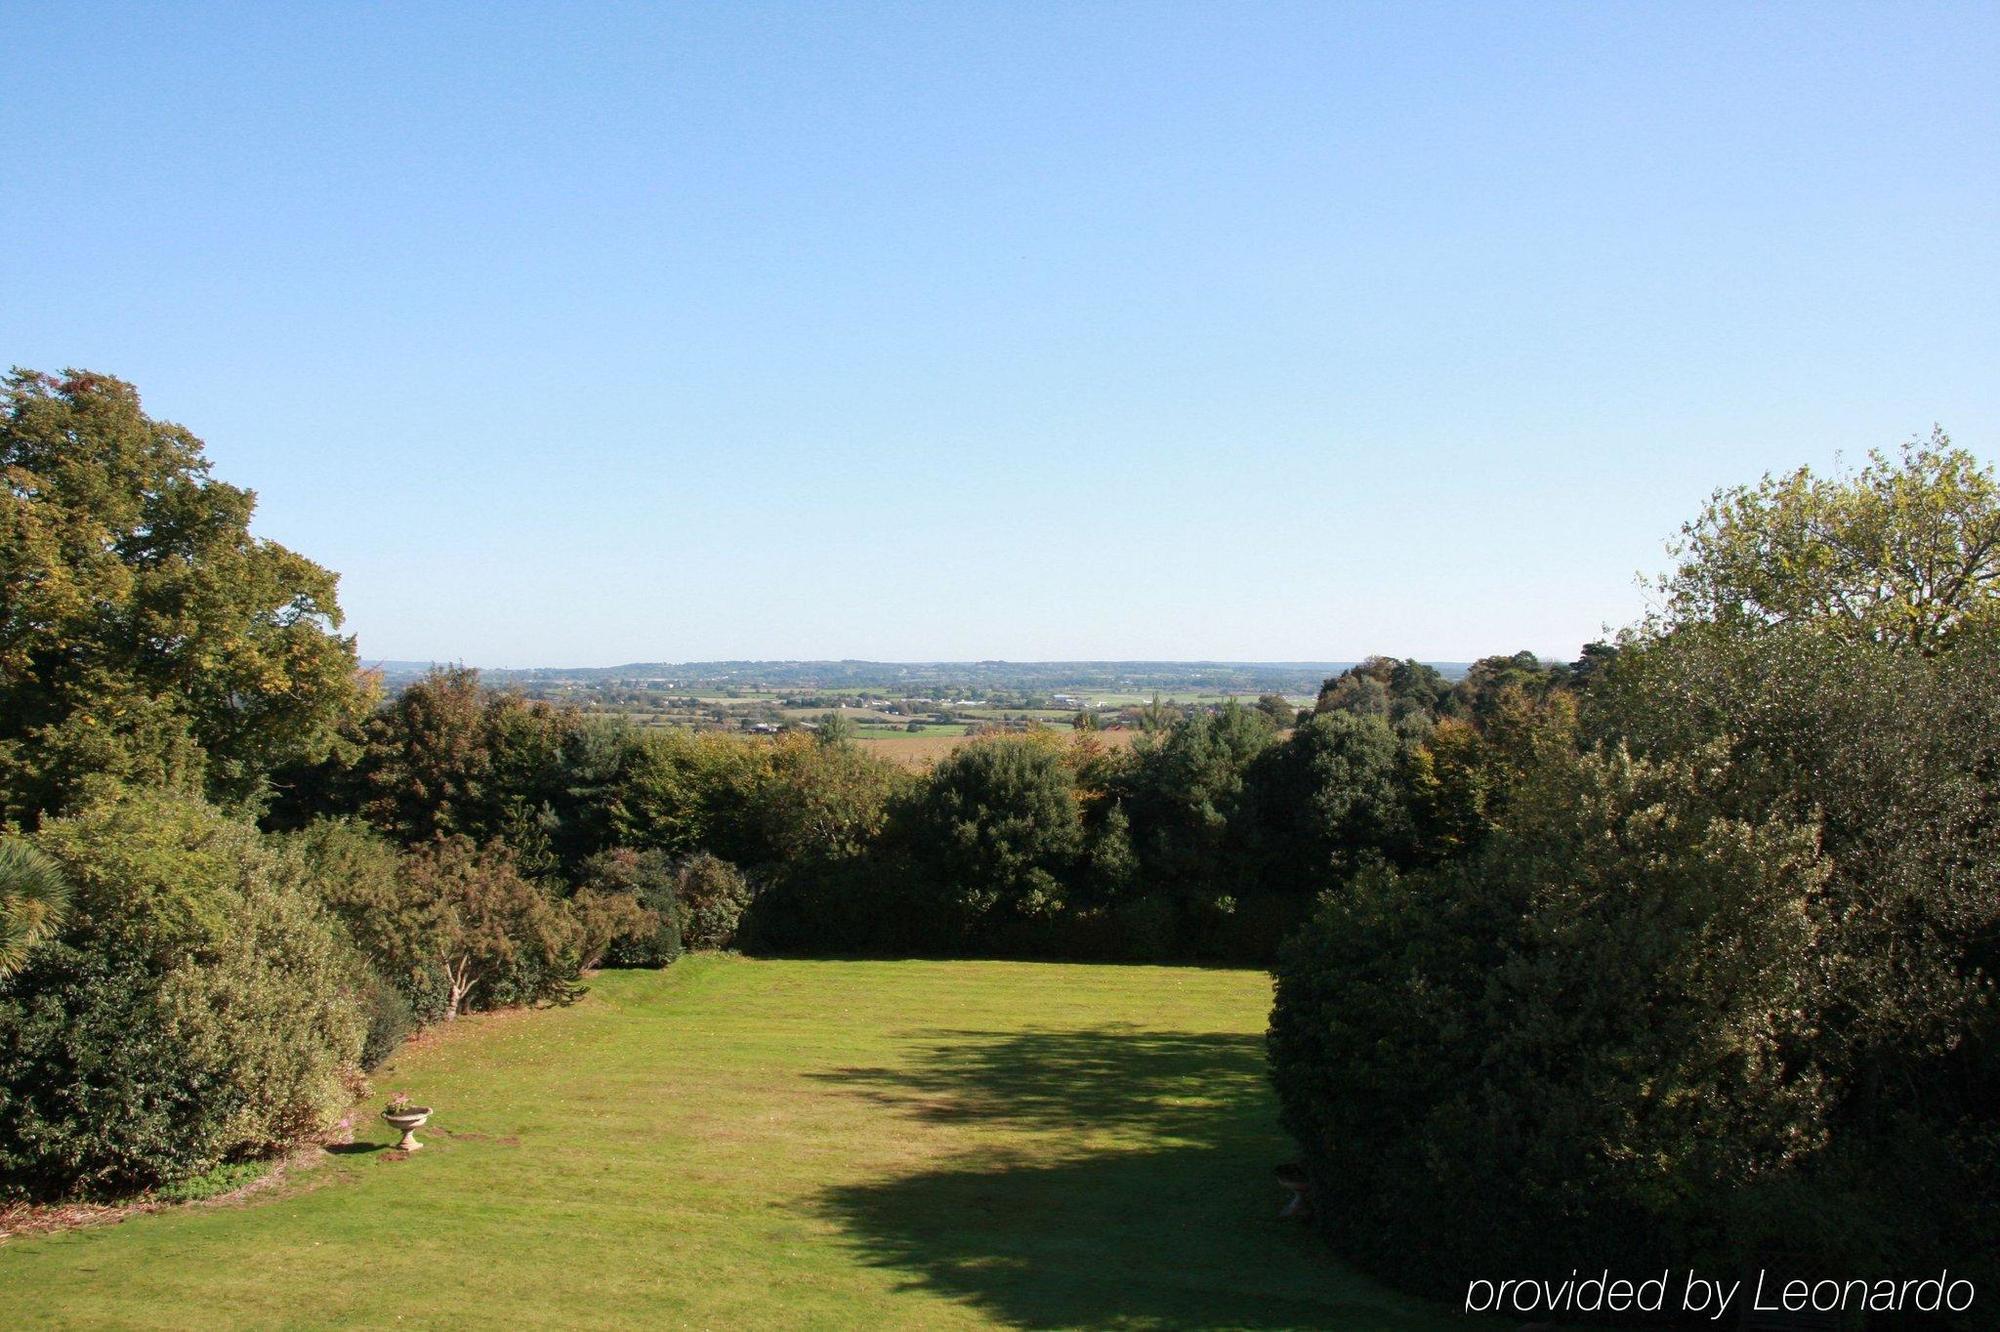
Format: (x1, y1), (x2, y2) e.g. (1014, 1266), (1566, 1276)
(1, 957), (1470, 1329)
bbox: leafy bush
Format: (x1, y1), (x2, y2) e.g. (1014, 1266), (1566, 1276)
(576, 846), (682, 966)
(1584, 627), (2000, 1293)
(0, 793), (367, 1199)
(396, 837), (582, 1018)
(572, 888), (662, 969)
(286, 818), (408, 959)
(356, 971), (417, 1070)
(1272, 630), (2000, 1310)
(673, 853), (753, 951)
(1270, 742), (1832, 1292)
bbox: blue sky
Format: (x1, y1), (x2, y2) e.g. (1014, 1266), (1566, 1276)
(6, 2), (1995, 666)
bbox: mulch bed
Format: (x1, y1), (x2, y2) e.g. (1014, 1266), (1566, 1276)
(0, 1144), (338, 1244)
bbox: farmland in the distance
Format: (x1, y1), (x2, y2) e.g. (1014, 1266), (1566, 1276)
(858, 726), (1144, 770)
(360, 659), (1379, 752)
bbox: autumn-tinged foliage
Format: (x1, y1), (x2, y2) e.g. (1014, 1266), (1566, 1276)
(0, 370), (370, 825)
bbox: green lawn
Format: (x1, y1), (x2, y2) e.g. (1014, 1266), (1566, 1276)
(1, 957), (1466, 1329)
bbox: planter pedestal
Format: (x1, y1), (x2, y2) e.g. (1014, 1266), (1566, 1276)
(383, 1108), (432, 1151)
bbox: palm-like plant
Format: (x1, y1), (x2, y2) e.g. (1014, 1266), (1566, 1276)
(0, 838), (71, 978)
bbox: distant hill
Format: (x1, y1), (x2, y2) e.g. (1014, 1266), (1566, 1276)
(363, 659), (1476, 694)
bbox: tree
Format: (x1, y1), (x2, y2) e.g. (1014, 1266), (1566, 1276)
(1254, 694), (1295, 728)
(0, 370), (369, 822)
(601, 728), (721, 859)
(1117, 702), (1276, 910)
(393, 838), (580, 1019)
(0, 839), (69, 977)
(574, 845), (681, 965)
(1444, 651), (1558, 727)
(1135, 694), (1178, 734)
(1317, 657), (1448, 725)
(747, 733), (901, 868)
(1661, 428), (2000, 652)
(358, 667), (509, 844)
(1247, 710), (1410, 891)
(1399, 717), (1494, 864)
(1317, 672), (1388, 719)
(907, 737), (1085, 925)
(672, 852), (755, 950)
(571, 888), (660, 971)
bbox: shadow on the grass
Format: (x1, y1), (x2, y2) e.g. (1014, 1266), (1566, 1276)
(812, 1028), (1442, 1330)
(807, 1026), (1267, 1147)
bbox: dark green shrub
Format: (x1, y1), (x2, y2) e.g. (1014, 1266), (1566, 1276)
(1244, 710), (1410, 891)
(1205, 892), (1310, 964)
(577, 846), (682, 966)
(738, 853), (935, 956)
(1269, 743), (1830, 1294)
(357, 971), (416, 1070)
(674, 853), (753, 951)
(1114, 706), (1273, 914)
(0, 792), (367, 1199)
(1104, 894), (1178, 962)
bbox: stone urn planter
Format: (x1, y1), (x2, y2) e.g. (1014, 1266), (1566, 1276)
(1274, 1162), (1313, 1220)
(382, 1102), (432, 1152)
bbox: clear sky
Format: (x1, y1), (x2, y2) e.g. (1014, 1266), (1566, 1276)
(5, 3), (1995, 667)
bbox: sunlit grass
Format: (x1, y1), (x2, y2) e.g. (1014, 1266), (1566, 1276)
(2, 956), (1466, 1329)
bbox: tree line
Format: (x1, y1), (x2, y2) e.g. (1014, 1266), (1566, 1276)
(4, 368), (1995, 1326)
(1270, 429), (2000, 1317)
(0, 369), (1580, 1199)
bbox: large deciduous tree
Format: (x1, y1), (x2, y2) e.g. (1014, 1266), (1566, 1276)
(1662, 428), (2000, 652)
(0, 370), (369, 822)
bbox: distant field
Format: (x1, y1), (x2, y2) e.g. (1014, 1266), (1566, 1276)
(858, 732), (982, 769)
(858, 727), (1141, 770)
(851, 722), (973, 738)
(0, 958), (1468, 1329)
